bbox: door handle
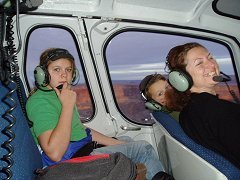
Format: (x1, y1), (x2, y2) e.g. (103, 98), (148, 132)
(120, 125), (141, 131)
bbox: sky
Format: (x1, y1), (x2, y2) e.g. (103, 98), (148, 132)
(106, 32), (234, 80)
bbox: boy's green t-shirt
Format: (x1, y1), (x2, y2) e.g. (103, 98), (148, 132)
(26, 89), (87, 144)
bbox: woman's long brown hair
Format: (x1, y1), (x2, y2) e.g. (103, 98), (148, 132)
(165, 42), (205, 111)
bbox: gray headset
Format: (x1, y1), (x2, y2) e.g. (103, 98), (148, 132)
(168, 69), (193, 92)
(34, 65), (49, 87)
(34, 65), (77, 87)
(144, 98), (163, 111)
(34, 48), (78, 88)
(139, 75), (163, 111)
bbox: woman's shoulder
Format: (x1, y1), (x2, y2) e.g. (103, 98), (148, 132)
(189, 92), (240, 112)
(191, 92), (218, 102)
(192, 92), (216, 97)
(182, 92), (214, 113)
(179, 93), (211, 124)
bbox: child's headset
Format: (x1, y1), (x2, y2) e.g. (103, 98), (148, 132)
(139, 74), (164, 111)
(34, 48), (77, 88)
(168, 69), (193, 92)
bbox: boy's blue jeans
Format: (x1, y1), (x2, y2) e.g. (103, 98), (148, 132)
(91, 136), (164, 180)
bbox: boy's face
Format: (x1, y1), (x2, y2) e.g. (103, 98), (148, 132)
(47, 58), (74, 89)
(148, 79), (169, 106)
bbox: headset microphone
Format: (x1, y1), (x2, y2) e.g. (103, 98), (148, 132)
(212, 71), (231, 82)
(214, 71), (240, 104)
(56, 84), (63, 90)
(212, 76), (228, 82)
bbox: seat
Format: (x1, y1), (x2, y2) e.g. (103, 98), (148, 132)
(152, 111), (240, 180)
(0, 80), (43, 179)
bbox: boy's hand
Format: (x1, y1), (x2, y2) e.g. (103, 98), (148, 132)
(54, 82), (76, 108)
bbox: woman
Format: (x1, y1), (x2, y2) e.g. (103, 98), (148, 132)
(26, 48), (174, 180)
(139, 73), (179, 121)
(165, 42), (240, 169)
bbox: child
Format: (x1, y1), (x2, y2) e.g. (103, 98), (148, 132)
(26, 48), (174, 180)
(139, 73), (179, 121)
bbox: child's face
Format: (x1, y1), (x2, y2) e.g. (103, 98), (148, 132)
(148, 80), (169, 106)
(47, 58), (74, 88)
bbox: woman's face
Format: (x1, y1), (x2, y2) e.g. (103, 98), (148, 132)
(185, 46), (220, 92)
(148, 79), (169, 106)
(47, 58), (74, 89)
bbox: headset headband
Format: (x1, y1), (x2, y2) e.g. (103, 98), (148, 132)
(35, 48), (78, 90)
(41, 48), (74, 66)
(139, 75), (154, 92)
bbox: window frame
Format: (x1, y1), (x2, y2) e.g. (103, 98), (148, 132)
(24, 25), (95, 122)
(103, 28), (240, 125)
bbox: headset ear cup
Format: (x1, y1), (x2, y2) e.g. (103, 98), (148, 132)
(145, 100), (162, 111)
(34, 66), (49, 87)
(168, 70), (193, 92)
(72, 69), (77, 83)
(71, 69), (79, 84)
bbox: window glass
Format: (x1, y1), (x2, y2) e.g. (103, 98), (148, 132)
(213, 0), (240, 20)
(106, 31), (239, 124)
(25, 27), (93, 122)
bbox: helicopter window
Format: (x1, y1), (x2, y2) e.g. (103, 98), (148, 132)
(105, 31), (240, 125)
(25, 27), (94, 123)
(212, 0), (240, 20)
